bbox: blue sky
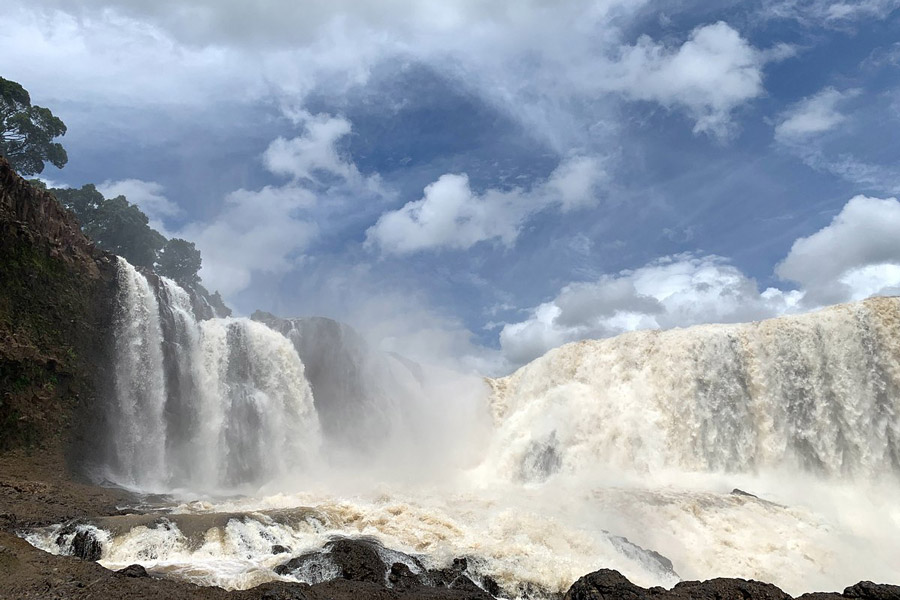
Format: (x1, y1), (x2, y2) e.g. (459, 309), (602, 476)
(3, 0), (900, 373)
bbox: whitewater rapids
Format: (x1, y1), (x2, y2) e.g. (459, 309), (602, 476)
(23, 259), (900, 597)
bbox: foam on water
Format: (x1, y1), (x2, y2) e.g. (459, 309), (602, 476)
(39, 260), (900, 597)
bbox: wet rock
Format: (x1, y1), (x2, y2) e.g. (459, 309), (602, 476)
(565, 569), (648, 600)
(329, 538), (389, 584)
(70, 529), (103, 561)
(520, 433), (562, 481)
(116, 564), (149, 578)
(388, 562), (420, 590)
(606, 533), (678, 580)
(480, 575), (502, 598)
(274, 538), (495, 598)
(565, 570), (792, 600)
(731, 489), (758, 498)
(843, 581), (900, 600)
(668, 578), (791, 600)
(272, 544), (290, 555)
(424, 555), (487, 595)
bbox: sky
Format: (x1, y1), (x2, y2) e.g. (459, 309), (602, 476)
(3, 0), (900, 374)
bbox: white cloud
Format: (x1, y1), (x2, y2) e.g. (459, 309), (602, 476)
(263, 112), (364, 186)
(499, 254), (802, 367)
(773, 87), (900, 193)
(776, 195), (900, 305)
(774, 87), (856, 142)
(180, 185), (317, 296)
(2, 1), (777, 154)
(97, 179), (180, 235)
(501, 194), (900, 368)
(602, 22), (767, 138)
(176, 109), (390, 296)
(762, 0), (900, 24)
(0, 6), (261, 107)
(365, 155), (606, 255)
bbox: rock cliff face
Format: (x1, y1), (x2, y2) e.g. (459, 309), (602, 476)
(0, 156), (116, 461)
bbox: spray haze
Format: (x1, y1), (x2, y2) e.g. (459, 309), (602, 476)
(37, 257), (899, 597)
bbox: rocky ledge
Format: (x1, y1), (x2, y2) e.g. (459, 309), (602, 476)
(4, 520), (900, 600)
(565, 570), (900, 600)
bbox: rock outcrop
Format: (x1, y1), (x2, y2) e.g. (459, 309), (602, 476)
(0, 156), (116, 463)
(565, 570), (900, 600)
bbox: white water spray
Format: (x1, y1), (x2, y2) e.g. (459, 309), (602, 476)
(107, 259), (320, 493)
(48, 263), (900, 595)
(483, 297), (900, 482)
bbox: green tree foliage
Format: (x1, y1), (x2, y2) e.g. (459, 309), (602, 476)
(157, 238), (202, 286)
(53, 184), (165, 269)
(0, 77), (68, 176)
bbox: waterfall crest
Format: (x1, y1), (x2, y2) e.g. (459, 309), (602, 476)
(484, 296), (900, 480)
(107, 258), (320, 492)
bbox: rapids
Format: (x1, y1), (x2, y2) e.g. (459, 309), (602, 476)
(24, 258), (900, 597)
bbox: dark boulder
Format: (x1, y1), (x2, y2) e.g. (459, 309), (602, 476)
(605, 533), (678, 580)
(388, 562), (420, 591)
(274, 538), (495, 598)
(564, 569), (650, 600)
(71, 529), (103, 561)
(117, 563), (149, 578)
(424, 555), (487, 594)
(272, 544), (290, 555)
(566, 570), (797, 600)
(668, 578), (791, 600)
(843, 581), (900, 600)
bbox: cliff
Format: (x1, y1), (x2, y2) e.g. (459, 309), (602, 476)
(0, 156), (116, 459)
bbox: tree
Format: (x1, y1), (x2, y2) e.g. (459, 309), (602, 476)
(52, 184), (105, 226)
(157, 238), (202, 286)
(52, 185), (165, 268)
(0, 77), (68, 176)
(90, 195), (166, 268)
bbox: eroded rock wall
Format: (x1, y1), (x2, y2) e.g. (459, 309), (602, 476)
(0, 156), (116, 465)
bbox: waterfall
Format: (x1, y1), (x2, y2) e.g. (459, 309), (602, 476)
(108, 257), (321, 492)
(484, 296), (900, 481)
(43, 261), (900, 595)
(109, 259), (168, 488)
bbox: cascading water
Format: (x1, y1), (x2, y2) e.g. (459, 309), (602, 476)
(106, 257), (321, 493)
(108, 259), (168, 488)
(32, 263), (900, 597)
(482, 297), (900, 482)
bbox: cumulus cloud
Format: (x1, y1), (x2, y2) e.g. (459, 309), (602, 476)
(96, 179), (180, 235)
(499, 254), (801, 367)
(180, 185), (317, 296)
(262, 111), (381, 192)
(365, 156), (606, 255)
(774, 87), (856, 143)
(178, 111), (384, 296)
(602, 22), (767, 138)
(776, 195), (900, 305)
(500, 194), (900, 368)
